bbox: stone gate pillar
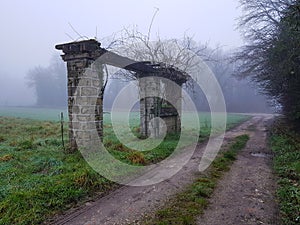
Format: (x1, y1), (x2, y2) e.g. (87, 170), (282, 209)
(139, 76), (161, 137)
(55, 40), (104, 152)
(139, 74), (184, 138)
(163, 79), (182, 134)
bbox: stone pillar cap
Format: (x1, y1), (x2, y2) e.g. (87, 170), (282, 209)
(55, 39), (101, 54)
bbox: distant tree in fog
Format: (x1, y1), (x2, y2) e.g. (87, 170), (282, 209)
(185, 48), (272, 113)
(27, 56), (67, 107)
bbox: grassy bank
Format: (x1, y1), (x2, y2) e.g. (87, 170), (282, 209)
(270, 120), (300, 224)
(143, 134), (250, 225)
(0, 112), (249, 225)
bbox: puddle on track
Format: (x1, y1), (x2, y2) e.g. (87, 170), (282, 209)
(251, 152), (270, 158)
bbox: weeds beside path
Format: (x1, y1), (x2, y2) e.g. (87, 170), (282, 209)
(270, 119), (300, 225)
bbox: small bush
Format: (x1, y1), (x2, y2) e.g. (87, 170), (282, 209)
(104, 139), (113, 148)
(45, 138), (62, 146)
(127, 151), (146, 165)
(17, 138), (36, 150)
(114, 143), (129, 152)
(0, 154), (13, 162)
(0, 135), (5, 142)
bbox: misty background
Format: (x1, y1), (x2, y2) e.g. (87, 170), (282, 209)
(0, 0), (272, 112)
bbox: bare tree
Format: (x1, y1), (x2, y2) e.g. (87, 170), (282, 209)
(236, 0), (300, 128)
(27, 56), (67, 107)
(100, 23), (209, 82)
(236, 0), (291, 77)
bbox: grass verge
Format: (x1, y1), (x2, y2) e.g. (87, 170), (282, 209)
(0, 117), (117, 225)
(143, 134), (250, 225)
(270, 119), (300, 225)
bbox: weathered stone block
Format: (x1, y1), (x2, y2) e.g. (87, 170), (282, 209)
(72, 105), (80, 114)
(74, 96), (98, 105)
(92, 79), (101, 87)
(73, 114), (96, 122)
(80, 87), (99, 96)
(80, 106), (96, 114)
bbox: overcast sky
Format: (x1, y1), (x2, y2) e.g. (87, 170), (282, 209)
(0, 0), (243, 106)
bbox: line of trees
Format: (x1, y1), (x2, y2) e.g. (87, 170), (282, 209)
(236, 0), (300, 129)
(192, 49), (272, 113)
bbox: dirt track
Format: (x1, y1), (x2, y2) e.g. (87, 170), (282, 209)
(51, 114), (278, 225)
(197, 114), (279, 225)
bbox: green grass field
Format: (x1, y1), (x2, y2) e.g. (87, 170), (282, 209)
(0, 107), (250, 224)
(0, 106), (68, 121)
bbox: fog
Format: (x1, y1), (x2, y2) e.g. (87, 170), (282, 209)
(0, 71), (35, 106)
(0, 0), (272, 112)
